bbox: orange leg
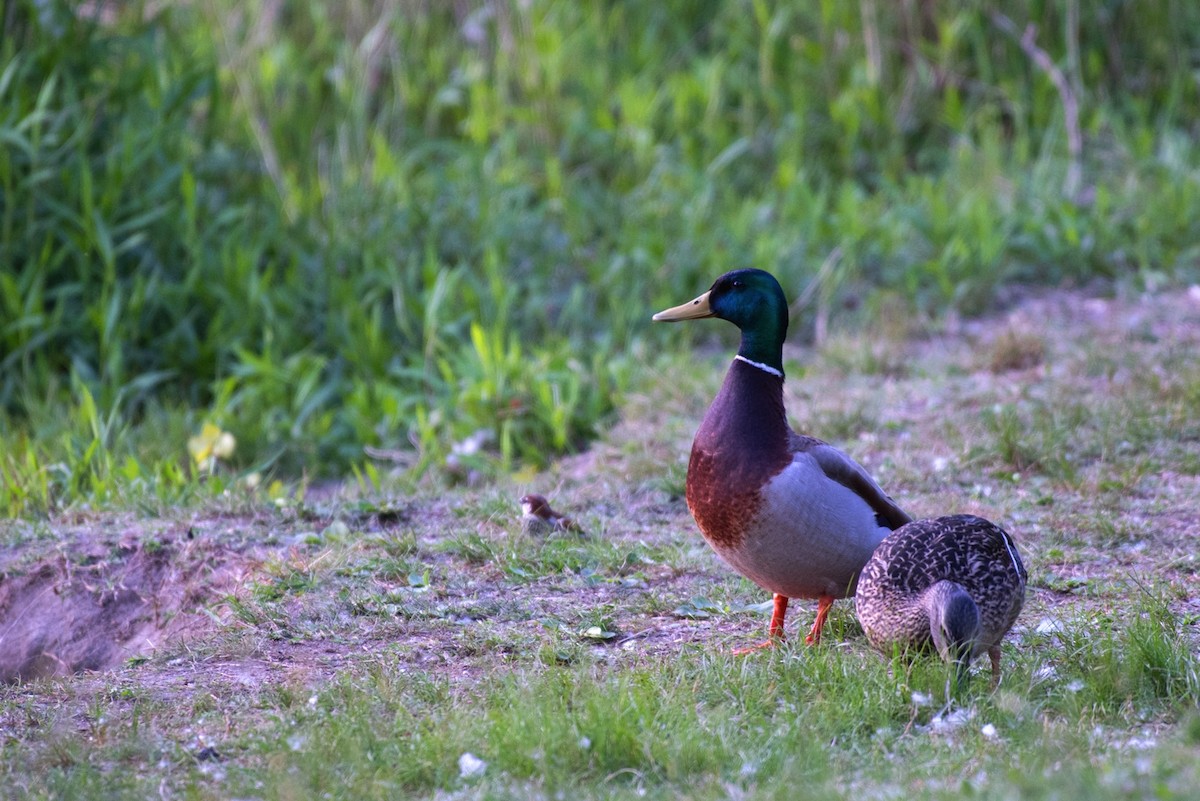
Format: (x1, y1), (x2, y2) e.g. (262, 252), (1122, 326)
(804, 594), (835, 645)
(768, 593), (789, 638)
(733, 593), (789, 655)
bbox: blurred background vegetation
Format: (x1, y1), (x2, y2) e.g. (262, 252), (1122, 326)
(1, 0), (1199, 512)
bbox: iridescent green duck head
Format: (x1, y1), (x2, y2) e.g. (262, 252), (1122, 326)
(652, 268), (789, 375)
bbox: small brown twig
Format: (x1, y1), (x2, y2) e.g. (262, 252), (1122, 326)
(990, 11), (1082, 200)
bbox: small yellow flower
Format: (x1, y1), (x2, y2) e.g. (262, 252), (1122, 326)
(188, 423), (236, 471)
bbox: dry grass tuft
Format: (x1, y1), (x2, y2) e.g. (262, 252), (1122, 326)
(987, 327), (1047, 373)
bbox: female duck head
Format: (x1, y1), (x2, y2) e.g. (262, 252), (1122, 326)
(926, 581), (982, 688)
(652, 269), (789, 371)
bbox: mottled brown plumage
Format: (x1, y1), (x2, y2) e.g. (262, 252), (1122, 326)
(855, 514), (1027, 686)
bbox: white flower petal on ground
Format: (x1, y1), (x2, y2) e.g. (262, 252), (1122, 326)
(459, 752), (487, 779)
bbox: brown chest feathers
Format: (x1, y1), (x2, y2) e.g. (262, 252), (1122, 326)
(685, 360), (792, 550)
(686, 447), (765, 549)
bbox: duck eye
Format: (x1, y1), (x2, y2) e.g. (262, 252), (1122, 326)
(732, 280), (744, 288)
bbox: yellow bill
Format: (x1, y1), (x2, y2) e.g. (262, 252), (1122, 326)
(652, 290), (714, 321)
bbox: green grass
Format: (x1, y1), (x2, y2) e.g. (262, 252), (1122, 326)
(9, 603), (1199, 800)
(2, 3), (1200, 797)
(4, 287), (1200, 799)
(4, 0), (1200, 511)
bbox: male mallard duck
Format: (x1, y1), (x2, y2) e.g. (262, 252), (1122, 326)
(653, 269), (912, 649)
(854, 514), (1027, 687)
(519, 493), (583, 536)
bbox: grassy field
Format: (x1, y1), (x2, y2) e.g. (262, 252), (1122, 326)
(2, 1), (1200, 798)
(2, 0), (1200, 497)
(2, 287), (1199, 799)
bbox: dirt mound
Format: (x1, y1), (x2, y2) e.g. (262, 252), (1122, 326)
(0, 535), (249, 683)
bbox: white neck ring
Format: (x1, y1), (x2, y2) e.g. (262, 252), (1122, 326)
(735, 355), (783, 378)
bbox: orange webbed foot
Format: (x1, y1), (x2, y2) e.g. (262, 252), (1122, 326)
(732, 639), (780, 656)
(733, 594), (789, 655)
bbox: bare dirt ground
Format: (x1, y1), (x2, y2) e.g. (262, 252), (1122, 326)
(2, 285), (1199, 743)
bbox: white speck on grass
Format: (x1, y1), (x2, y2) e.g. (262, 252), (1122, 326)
(1033, 664), (1059, 682)
(578, 736), (591, 750)
(1122, 735), (1157, 751)
(929, 707), (974, 734)
(1067, 679), (1085, 693)
(911, 691), (933, 707)
(981, 723), (998, 739)
(288, 734), (306, 752)
(1035, 618), (1065, 635)
(321, 520), (350, 538)
(932, 456), (950, 472)
(459, 752), (487, 779)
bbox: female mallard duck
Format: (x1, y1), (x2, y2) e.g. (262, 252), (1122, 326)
(653, 269), (912, 650)
(854, 514), (1027, 687)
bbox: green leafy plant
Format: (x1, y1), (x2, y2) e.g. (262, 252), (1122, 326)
(3, 0), (1200, 506)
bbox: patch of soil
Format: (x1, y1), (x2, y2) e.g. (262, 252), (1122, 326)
(0, 536), (253, 683)
(5, 286), (1200, 696)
